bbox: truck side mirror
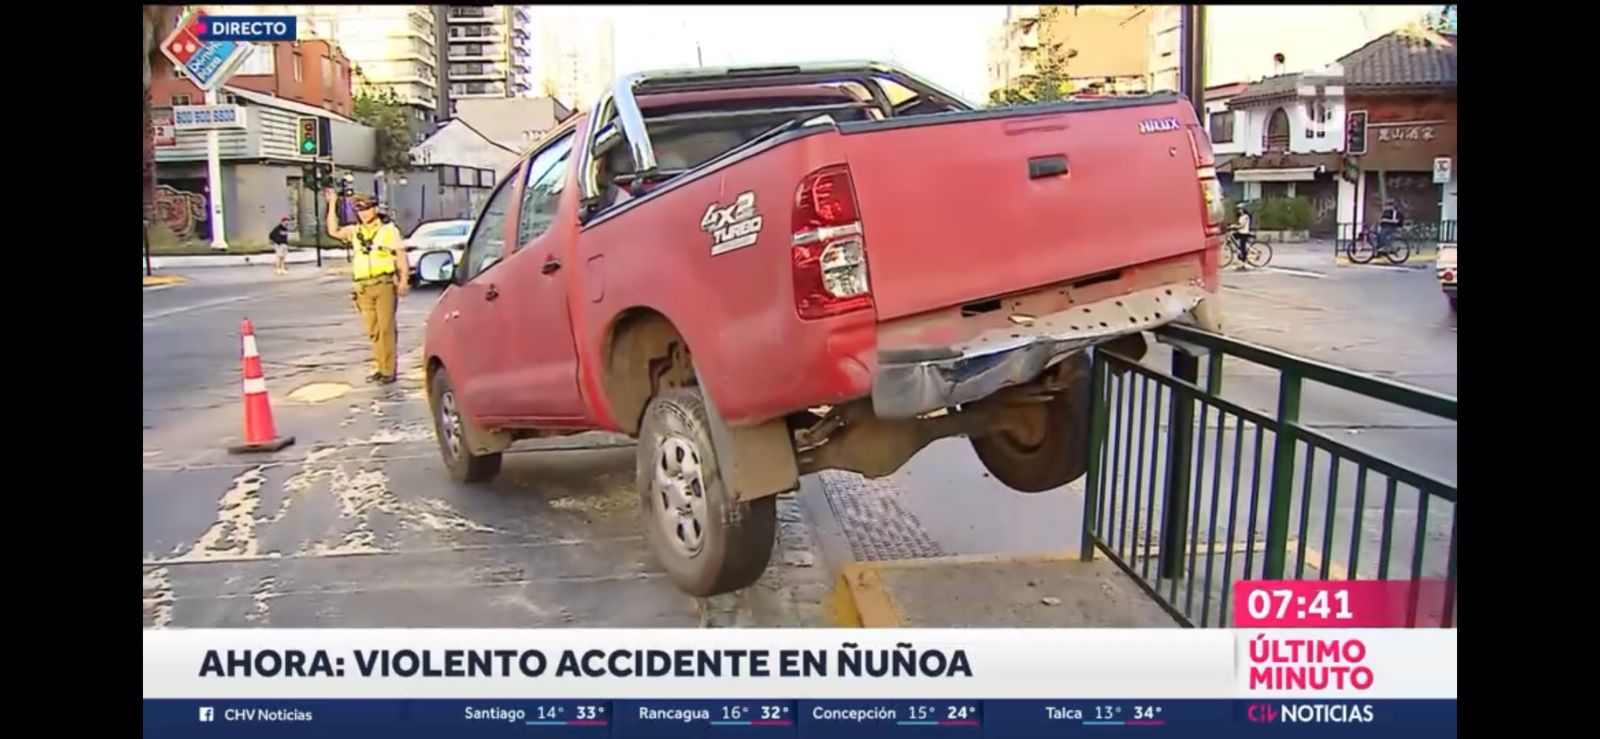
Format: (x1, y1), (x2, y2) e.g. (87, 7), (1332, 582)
(417, 250), (456, 284)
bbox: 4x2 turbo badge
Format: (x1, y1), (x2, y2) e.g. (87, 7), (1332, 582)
(701, 191), (763, 256)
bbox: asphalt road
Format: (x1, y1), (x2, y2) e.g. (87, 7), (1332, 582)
(143, 246), (1456, 629)
(142, 265), (830, 629)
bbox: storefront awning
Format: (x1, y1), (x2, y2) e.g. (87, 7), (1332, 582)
(1232, 167), (1322, 182)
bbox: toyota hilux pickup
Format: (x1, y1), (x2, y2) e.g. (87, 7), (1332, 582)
(416, 62), (1225, 597)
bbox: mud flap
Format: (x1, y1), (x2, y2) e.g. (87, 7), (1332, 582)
(699, 381), (800, 503)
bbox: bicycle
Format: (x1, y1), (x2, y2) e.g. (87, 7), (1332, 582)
(1222, 230), (1272, 269)
(1345, 224), (1413, 265)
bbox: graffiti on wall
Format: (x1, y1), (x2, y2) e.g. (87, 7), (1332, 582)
(1364, 172), (1441, 227)
(153, 185), (209, 240)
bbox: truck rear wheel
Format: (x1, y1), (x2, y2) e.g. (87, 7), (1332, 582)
(636, 387), (776, 597)
(429, 369), (503, 484)
(971, 356), (1093, 493)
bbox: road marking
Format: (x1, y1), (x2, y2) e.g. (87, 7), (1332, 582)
(1264, 266), (1327, 279)
(142, 293), (260, 322)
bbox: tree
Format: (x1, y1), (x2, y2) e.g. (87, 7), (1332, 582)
(1428, 5), (1457, 33)
(143, 5), (184, 242)
(988, 8), (1080, 107)
(353, 88), (414, 172)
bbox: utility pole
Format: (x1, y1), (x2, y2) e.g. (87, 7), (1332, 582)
(1179, 4), (1207, 118)
(1159, 4), (1207, 581)
(203, 86), (229, 250)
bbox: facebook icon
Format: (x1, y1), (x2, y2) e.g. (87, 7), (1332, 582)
(198, 707), (214, 722)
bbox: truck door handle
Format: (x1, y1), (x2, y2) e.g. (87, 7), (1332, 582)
(542, 258), (562, 275)
(1028, 155), (1070, 179)
(484, 284), (499, 301)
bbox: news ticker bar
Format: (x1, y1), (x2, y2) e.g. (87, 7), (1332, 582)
(144, 699), (1457, 738)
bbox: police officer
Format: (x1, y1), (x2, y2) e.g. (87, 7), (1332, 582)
(325, 188), (410, 384)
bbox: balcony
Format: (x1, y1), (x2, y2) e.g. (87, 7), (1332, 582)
(451, 68), (509, 82)
(448, 48), (509, 62)
(451, 83), (509, 98)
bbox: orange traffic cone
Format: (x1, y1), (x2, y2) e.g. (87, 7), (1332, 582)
(227, 318), (295, 454)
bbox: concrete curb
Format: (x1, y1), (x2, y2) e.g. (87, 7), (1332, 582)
(145, 249), (347, 270)
(142, 274), (190, 287)
(1334, 254), (1437, 266)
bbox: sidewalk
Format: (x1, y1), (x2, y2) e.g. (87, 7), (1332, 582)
(144, 248), (349, 270)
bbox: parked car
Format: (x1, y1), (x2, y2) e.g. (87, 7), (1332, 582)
(405, 219), (473, 284)
(415, 62), (1225, 597)
(1437, 238), (1457, 311)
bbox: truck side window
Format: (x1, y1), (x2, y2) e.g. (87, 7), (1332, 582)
(462, 168), (520, 282)
(517, 132), (575, 247)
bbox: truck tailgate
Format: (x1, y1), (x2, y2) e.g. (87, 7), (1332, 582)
(838, 99), (1208, 320)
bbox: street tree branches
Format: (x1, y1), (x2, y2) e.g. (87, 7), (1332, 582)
(354, 88), (414, 173)
(988, 7), (1080, 107)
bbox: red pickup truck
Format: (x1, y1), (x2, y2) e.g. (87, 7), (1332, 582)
(415, 62), (1225, 597)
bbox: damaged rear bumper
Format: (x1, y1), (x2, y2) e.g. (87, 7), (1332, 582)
(872, 283), (1213, 418)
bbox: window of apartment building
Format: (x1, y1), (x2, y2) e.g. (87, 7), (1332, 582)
(1208, 111), (1234, 144)
(234, 44), (275, 76)
(171, 94), (191, 106)
(322, 55), (333, 99)
(293, 53), (303, 82)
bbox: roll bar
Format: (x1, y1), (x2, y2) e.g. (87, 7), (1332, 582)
(578, 61), (976, 209)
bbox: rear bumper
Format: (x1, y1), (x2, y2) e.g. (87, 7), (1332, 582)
(871, 282), (1210, 418)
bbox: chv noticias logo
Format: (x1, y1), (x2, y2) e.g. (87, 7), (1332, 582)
(1248, 703), (1376, 725)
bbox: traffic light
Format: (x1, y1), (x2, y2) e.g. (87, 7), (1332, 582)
(297, 116), (319, 156)
(1345, 110), (1368, 156)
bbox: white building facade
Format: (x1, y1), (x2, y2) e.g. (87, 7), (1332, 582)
(527, 9), (615, 110)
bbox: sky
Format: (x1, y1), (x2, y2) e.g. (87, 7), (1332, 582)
(534, 5), (1440, 102)
(537, 5), (1008, 103)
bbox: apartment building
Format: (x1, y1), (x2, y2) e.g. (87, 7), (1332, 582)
(987, 6), (1153, 100)
(443, 5), (534, 108)
(526, 9), (615, 110)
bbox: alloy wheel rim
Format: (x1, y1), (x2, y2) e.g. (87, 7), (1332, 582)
(651, 433), (709, 557)
(440, 390), (463, 461)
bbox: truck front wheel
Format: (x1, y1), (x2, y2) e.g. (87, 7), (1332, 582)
(970, 356), (1093, 493)
(429, 369), (503, 484)
(636, 388), (776, 597)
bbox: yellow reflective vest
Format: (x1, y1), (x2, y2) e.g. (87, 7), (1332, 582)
(351, 222), (402, 280)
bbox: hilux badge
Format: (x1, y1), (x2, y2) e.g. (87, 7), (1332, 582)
(1139, 117), (1181, 134)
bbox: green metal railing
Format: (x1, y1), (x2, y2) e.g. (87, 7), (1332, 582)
(1079, 324), (1458, 628)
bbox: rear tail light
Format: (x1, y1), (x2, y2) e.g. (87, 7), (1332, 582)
(1187, 127), (1225, 236)
(792, 165), (872, 319)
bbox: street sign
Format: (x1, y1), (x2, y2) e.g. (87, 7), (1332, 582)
(159, 10), (253, 92)
(173, 105), (248, 131)
(153, 111), (176, 147)
(1433, 157), (1453, 184)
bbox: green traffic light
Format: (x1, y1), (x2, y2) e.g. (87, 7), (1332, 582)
(301, 141), (315, 153)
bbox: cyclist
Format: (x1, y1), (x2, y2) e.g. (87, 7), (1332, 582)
(1377, 200), (1405, 250)
(1231, 204), (1255, 265)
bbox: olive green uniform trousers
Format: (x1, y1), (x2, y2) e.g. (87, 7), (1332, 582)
(353, 276), (398, 377)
